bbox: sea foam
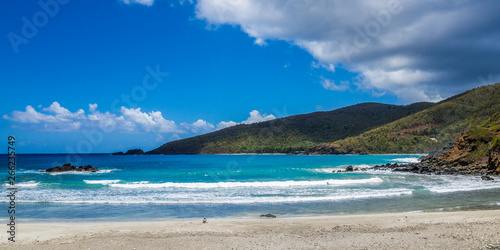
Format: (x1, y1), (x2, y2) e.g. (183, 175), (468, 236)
(84, 180), (121, 185)
(12, 181), (39, 188)
(46, 169), (117, 175)
(107, 177), (384, 189)
(16, 187), (410, 205)
(390, 157), (420, 163)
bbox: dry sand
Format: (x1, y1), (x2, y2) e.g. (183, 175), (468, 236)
(1, 210), (500, 249)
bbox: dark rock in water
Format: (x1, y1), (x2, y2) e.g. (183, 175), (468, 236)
(76, 165), (98, 172)
(260, 214), (277, 218)
(44, 163), (98, 173)
(345, 165), (354, 172)
(112, 151), (124, 155)
(45, 163), (76, 172)
(124, 149), (144, 155)
(482, 176), (494, 181)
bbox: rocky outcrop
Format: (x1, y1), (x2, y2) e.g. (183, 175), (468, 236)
(112, 151), (124, 155)
(438, 133), (489, 167)
(372, 157), (492, 176)
(489, 143), (500, 174)
(372, 120), (500, 176)
(43, 163), (98, 173)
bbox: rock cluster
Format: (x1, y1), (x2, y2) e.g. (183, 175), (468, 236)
(42, 163), (98, 173)
(338, 165), (368, 173)
(372, 157), (493, 176)
(369, 124), (499, 178)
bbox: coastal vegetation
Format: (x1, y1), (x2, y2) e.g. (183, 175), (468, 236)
(145, 83), (500, 157)
(147, 102), (434, 154)
(309, 83), (500, 154)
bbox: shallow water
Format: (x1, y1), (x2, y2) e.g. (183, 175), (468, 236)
(3, 154), (500, 221)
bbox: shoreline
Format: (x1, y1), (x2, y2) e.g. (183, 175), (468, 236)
(148, 153), (425, 156)
(2, 210), (500, 249)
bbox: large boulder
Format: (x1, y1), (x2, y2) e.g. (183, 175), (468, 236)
(77, 165), (98, 172)
(345, 165), (354, 172)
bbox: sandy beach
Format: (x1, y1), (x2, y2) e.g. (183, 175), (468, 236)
(1, 210), (500, 249)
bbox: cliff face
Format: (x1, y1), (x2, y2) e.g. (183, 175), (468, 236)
(489, 142), (500, 173)
(436, 113), (500, 174)
(373, 117), (500, 176)
(438, 133), (489, 167)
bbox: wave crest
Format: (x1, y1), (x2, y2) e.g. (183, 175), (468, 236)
(107, 177), (383, 189)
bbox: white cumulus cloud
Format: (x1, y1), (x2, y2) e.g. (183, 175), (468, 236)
(121, 0), (155, 6)
(181, 119), (215, 133)
(217, 120), (238, 130)
(216, 110), (276, 130)
(4, 103), (278, 139)
(242, 110), (276, 124)
(321, 78), (349, 92)
(4, 102), (181, 134)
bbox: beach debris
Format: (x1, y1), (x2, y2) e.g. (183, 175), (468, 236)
(260, 214), (277, 218)
(40, 163), (98, 173)
(202, 217), (207, 223)
(481, 175), (494, 181)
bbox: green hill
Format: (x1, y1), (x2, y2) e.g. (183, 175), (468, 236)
(308, 82), (500, 154)
(147, 102), (434, 154)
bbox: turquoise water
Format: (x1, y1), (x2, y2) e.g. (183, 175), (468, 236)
(2, 154), (500, 221)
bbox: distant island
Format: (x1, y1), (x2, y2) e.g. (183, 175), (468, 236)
(112, 149), (145, 155)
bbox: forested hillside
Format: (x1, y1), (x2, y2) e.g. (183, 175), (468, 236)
(148, 102), (434, 154)
(308, 83), (500, 154)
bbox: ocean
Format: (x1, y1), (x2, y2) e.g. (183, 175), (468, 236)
(3, 154), (500, 221)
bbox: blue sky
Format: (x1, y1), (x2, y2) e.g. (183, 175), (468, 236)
(1, 0), (499, 153)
